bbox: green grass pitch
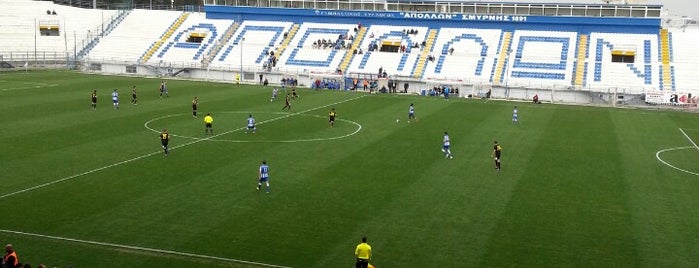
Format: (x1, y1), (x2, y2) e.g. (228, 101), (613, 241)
(1, 70), (699, 267)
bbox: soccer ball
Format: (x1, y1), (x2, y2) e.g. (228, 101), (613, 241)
(396, 119), (400, 123)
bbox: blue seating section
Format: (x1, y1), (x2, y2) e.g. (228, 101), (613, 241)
(643, 40), (651, 64)
(595, 38), (652, 84)
(670, 65), (676, 90)
(285, 28), (347, 67)
(669, 32), (674, 62)
(513, 36), (569, 70)
(218, 25), (285, 62)
(358, 31), (414, 71)
(511, 71), (565, 80)
(157, 23), (218, 61)
(593, 39), (609, 82)
(434, 33), (488, 76)
(256, 47), (271, 64)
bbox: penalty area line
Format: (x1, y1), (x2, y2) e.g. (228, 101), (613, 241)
(0, 229), (291, 268)
(0, 95), (367, 200)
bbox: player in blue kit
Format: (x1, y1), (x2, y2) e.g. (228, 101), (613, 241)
(271, 88), (278, 102)
(408, 103), (416, 123)
(442, 131), (453, 159)
(512, 106), (519, 124)
(257, 160), (270, 193)
(246, 114), (256, 133)
(111, 89), (119, 110)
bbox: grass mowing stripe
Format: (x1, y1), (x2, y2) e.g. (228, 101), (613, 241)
(0, 94), (367, 200)
(0, 229), (291, 268)
(482, 108), (639, 266)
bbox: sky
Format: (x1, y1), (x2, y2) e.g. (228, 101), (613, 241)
(505, 0), (699, 19)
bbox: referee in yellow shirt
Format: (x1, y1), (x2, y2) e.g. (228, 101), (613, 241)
(204, 113), (214, 135)
(355, 236), (371, 268)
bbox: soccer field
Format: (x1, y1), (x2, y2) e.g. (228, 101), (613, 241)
(1, 70), (699, 267)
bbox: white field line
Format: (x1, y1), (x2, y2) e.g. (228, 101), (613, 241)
(679, 128), (699, 151)
(0, 229), (292, 268)
(0, 82), (59, 91)
(145, 112), (362, 143)
(655, 146), (699, 176)
(0, 95), (366, 200)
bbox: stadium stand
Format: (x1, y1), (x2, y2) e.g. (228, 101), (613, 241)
(345, 25), (429, 76)
(423, 28), (502, 83)
(87, 9), (180, 62)
(506, 30), (578, 88)
(666, 29), (699, 92)
(275, 22), (356, 73)
(587, 32), (658, 91)
(6, 0), (693, 99)
(208, 20), (293, 70)
(150, 13), (235, 65)
(0, 0), (118, 59)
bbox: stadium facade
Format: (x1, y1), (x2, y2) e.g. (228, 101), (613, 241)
(0, 0), (697, 106)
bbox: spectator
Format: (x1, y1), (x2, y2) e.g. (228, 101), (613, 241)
(263, 78), (268, 86)
(358, 48), (363, 54)
(259, 74), (263, 84)
(533, 94), (540, 104)
(403, 82), (409, 93)
(52, 10), (56, 15)
(382, 70), (387, 78)
(449, 47), (454, 55)
(4, 244), (18, 268)
(369, 32), (374, 38)
(378, 66), (383, 76)
(46, 10), (51, 15)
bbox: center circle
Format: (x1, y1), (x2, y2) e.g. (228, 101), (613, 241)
(656, 146), (699, 176)
(144, 111), (362, 143)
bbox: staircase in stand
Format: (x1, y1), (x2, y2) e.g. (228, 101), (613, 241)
(202, 22), (240, 67)
(273, 24), (300, 59)
(492, 31), (512, 85)
(659, 28), (673, 90)
(337, 26), (367, 74)
(140, 12), (190, 63)
(412, 29), (438, 78)
(573, 34), (588, 87)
